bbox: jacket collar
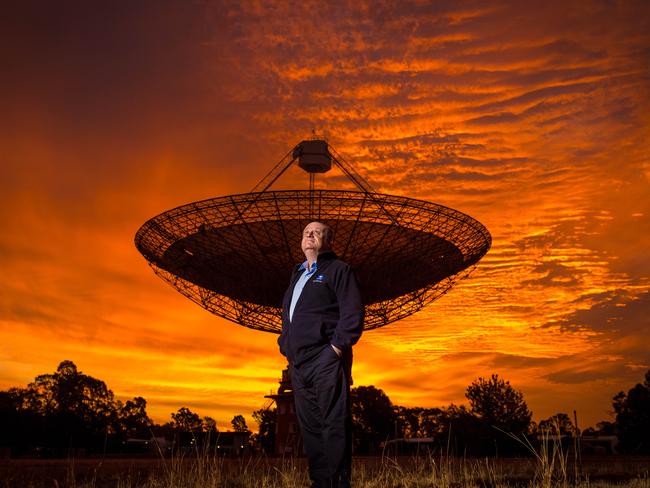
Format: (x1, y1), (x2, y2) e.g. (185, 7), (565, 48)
(316, 250), (338, 264)
(294, 250), (338, 273)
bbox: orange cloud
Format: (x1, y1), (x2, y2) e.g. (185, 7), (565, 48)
(1, 0), (649, 430)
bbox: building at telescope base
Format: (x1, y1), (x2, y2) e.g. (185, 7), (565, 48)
(265, 368), (302, 456)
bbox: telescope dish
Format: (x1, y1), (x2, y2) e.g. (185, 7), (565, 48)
(135, 140), (491, 333)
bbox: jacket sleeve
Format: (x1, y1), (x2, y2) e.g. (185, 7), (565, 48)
(330, 264), (364, 352)
(278, 266), (300, 357)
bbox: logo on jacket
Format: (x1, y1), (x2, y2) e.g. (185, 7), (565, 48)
(313, 274), (327, 283)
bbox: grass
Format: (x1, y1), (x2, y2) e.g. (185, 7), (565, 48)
(1, 454), (649, 488)
(1, 427), (649, 488)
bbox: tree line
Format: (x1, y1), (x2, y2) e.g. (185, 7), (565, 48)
(0, 361), (249, 456)
(1, 360), (649, 457)
(253, 371), (649, 456)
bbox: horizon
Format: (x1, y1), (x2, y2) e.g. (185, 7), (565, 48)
(4, 357), (646, 432)
(1, 1), (648, 432)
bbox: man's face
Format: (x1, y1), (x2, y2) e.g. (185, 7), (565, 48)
(301, 222), (331, 255)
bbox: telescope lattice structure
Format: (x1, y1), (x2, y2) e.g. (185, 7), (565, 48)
(135, 139), (491, 333)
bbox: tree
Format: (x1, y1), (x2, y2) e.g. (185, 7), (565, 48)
(0, 388), (42, 453)
(0, 361), (153, 454)
(351, 385), (396, 454)
(466, 374), (533, 456)
(613, 369), (650, 453)
(538, 413), (577, 436)
(418, 407), (446, 438)
(436, 404), (488, 456)
(170, 407), (210, 449)
(595, 420), (616, 435)
(252, 405), (276, 454)
(231, 414), (249, 432)
(22, 360), (117, 423)
(203, 416), (218, 433)
(117, 397), (152, 438)
(466, 374), (532, 433)
(394, 406), (423, 438)
(393, 406), (449, 439)
(171, 407), (203, 433)
(17, 360), (120, 449)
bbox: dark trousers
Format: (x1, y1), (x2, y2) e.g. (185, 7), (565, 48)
(291, 345), (352, 488)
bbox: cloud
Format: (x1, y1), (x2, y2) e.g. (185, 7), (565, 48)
(557, 290), (650, 335)
(544, 364), (627, 386)
(1, 0), (649, 431)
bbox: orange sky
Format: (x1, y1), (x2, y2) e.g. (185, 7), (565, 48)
(1, 1), (649, 431)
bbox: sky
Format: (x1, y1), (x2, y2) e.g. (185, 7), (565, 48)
(1, 0), (649, 431)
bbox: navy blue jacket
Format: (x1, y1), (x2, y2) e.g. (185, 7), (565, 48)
(278, 251), (364, 366)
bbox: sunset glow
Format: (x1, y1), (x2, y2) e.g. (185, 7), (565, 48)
(1, 1), (648, 431)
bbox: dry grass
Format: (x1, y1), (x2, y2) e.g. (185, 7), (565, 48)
(1, 453), (648, 488)
(2, 429), (649, 488)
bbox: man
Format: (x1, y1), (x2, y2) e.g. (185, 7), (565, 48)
(278, 221), (364, 488)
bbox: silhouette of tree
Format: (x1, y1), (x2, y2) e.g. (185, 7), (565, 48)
(252, 405), (276, 454)
(466, 374), (532, 456)
(117, 396), (152, 438)
(393, 406), (452, 439)
(418, 407), (445, 438)
(21, 360), (116, 422)
(0, 361), (160, 454)
(538, 413), (577, 435)
(171, 407), (203, 433)
(15, 360), (120, 449)
(613, 369), (650, 453)
(394, 406), (423, 438)
(203, 416), (218, 433)
(0, 388), (42, 454)
(351, 385), (396, 454)
(466, 373), (532, 433)
(435, 404), (487, 456)
(169, 407), (208, 449)
(231, 414), (248, 432)
(579, 421), (615, 437)
(596, 420), (616, 435)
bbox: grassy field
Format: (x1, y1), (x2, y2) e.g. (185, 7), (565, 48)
(1, 454), (649, 488)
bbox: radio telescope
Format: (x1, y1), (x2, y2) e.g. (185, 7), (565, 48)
(135, 139), (491, 333)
